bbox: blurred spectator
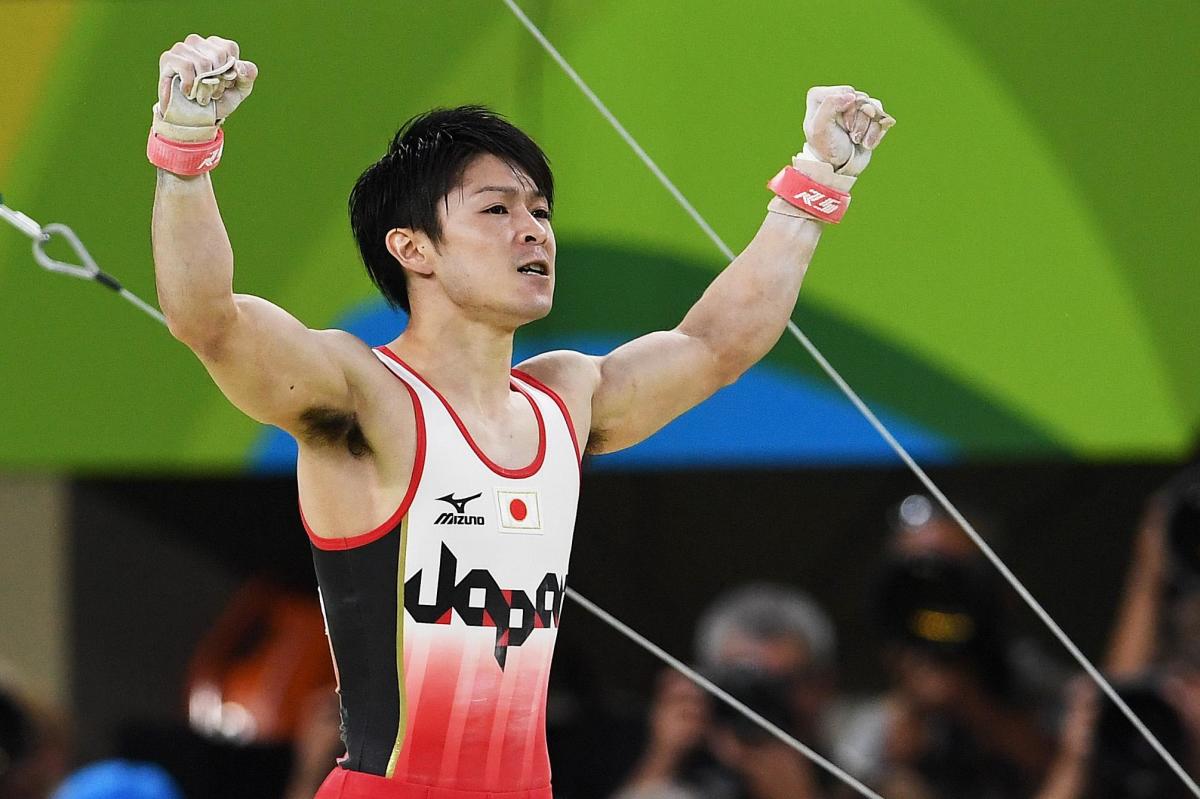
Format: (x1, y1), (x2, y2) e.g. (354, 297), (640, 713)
(1107, 462), (1200, 677)
(0, 681), (69, 799)
(110, 577), (338, 799)
(1035, 677), (1196, 799)
(1109, 462), (1200, 777)
(186, 578), (334, 745)
(51, 761), (182, 799)
(614, 583), (838, 799)
(1036, 462), (1200, 798)
(836, 496), (1055, 798)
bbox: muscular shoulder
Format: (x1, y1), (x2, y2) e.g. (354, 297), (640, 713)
(514, 350), (600, 453)
(516, 349), (599, 391)
(312, 327), (376, 365)
(294, 329), (405, 456)
(309, 327), (402, 399)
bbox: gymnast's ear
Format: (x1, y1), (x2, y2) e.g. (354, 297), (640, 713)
(385, 228), (434, 276)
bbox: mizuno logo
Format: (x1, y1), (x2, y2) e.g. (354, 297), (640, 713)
(438, 492), (481, 514)
(435, 492), (484, 525)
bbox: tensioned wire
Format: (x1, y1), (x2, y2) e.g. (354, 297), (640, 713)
(499, 0), (1200, 795)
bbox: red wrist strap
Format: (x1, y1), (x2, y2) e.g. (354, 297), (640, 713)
(146, 128), (225, 176)
(767, 166), (850, 223)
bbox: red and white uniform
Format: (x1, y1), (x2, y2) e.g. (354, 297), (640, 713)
(310, 347), (581, 798)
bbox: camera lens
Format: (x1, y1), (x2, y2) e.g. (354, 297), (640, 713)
(705, 665), (794, 745)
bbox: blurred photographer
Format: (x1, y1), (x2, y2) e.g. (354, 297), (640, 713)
(614, 584), (839, 799)
(1106, 461), (1200, 779)
(838, 497), (1055, 799)
(876, 555), (1051, 797)
(1107, 462), (1200, 678)
(1035, 676), (1195, 799)
(1037, 459), (1200, 798)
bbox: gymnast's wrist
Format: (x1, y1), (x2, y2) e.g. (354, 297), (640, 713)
(765, 167), (850, 224)
(766, 196), (821, 224)
(147, 128), (225, 176)
(147, 101), (226, 176)
(764, 144), (858, 224)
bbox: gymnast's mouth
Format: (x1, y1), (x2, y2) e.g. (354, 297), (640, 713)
(517, 261), (549, 276)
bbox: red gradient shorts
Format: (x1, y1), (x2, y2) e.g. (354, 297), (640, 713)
(314, 768), (553, 799)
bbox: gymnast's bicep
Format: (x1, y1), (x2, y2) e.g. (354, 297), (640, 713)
(587, 328), (729, 455)
(188, 293), (360, 431)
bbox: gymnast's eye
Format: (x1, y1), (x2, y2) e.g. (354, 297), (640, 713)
(485, 205), (508, 215)
(532, 208), (551, 220)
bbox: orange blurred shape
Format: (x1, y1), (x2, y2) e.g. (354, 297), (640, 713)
(185, 578), (335, 745)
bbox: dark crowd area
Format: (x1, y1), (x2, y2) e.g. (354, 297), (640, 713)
(3, 456), (1199, 799)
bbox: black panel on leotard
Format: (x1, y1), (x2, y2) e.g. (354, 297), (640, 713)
(310, 526), (402, 776)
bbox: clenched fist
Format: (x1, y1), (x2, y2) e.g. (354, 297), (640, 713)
(155, 34), (258, 143)
(801, 86), (894, 178)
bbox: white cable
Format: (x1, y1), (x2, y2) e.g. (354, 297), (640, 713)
(118, 288), (168, 325)
(1, 199), (167, 324)
(501, 1), (1200, 794)
(566, 587), (885, 799)
(0, 197), (48, 241)
(498, 0), (735, 263)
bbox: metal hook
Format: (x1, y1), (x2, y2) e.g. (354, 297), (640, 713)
(2, 194), (166, 324)
(33, 222), (102, 281)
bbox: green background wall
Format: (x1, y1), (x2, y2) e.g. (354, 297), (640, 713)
(1, 0), (1196, 472)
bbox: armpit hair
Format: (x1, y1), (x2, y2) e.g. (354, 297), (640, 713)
(300, 406), (372, 458)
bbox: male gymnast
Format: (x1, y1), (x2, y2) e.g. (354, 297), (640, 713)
(149, 33), (894, 799)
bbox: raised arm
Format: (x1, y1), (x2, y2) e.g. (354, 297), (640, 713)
(523, 87), (894, 455)
(1104, 493), (1169, 676)
(151, 35), (357, 432)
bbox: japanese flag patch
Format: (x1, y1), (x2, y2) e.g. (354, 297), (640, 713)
(495, 490), (542, 533)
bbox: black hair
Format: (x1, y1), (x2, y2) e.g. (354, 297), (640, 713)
(348, 106), (554, 312)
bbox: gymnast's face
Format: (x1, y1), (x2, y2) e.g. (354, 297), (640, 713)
(425, 153), (556, 328)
